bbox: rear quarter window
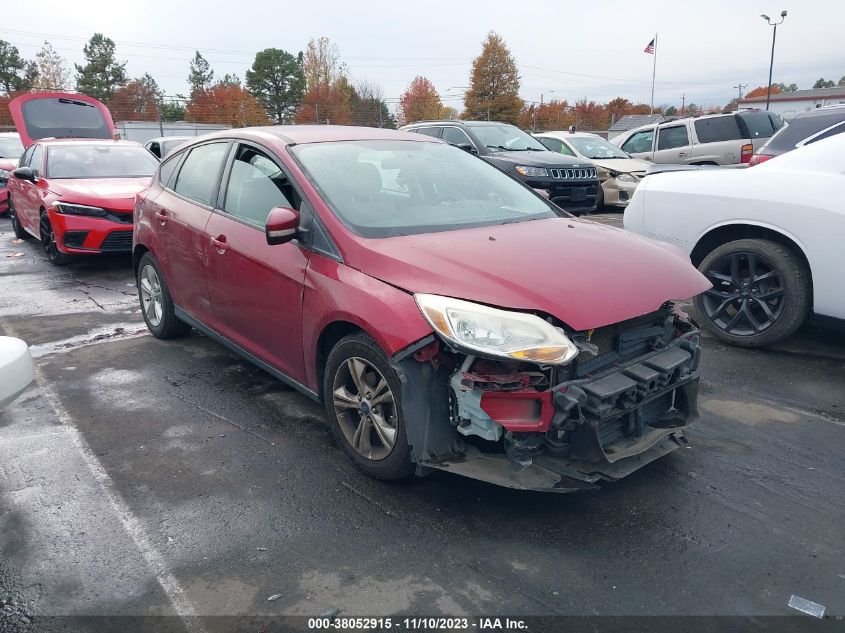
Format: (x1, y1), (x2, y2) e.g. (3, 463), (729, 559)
(736, 111), (781, 139)
(158, 153), (182, 189)
(694, 116), (743, 143)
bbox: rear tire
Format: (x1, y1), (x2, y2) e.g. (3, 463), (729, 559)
(9, 199), (29, 240)
(323, 333), (413, 480)
(137, 252), (190, 339)
(693, 238), (809, 347)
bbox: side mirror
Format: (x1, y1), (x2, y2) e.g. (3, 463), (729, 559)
(457, 143), (477, 154)
(265, 206), (300, 245)
(12, 166), (36, 183)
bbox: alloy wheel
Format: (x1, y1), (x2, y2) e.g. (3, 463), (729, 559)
(332, 357), (398, 460)
(701, 251), (786, 336)
(139, 264), (164, 327)
(39, 214), (60, 260)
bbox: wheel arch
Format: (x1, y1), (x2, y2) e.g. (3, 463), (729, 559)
(132, 244), (150, 274)
(315, 320), (367, 402)
(690, 223), (813, 306)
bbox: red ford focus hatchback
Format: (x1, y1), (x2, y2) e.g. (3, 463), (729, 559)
(134, 126), (710, 492)
(6, 93), (158, 264)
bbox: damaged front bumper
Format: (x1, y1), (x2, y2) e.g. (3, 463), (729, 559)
(394, 310), (702, 493)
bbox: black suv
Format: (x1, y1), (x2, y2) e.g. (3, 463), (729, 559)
(400, 120), (599, 214)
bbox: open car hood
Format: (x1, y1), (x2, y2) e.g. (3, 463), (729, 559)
(352, 217), (711, 331)
(9, 92), (115, 148)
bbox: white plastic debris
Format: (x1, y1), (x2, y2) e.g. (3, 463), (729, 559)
(267, 594), (282, 602)
(788, 595), (825, 618)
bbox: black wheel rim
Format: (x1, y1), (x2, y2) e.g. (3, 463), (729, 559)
(39, 214), (60, 260)
(701, 251), (786, 336)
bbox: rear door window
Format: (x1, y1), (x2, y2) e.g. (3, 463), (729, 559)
(173, 142), (231, 207)
(415, 127), (442, 138)
(621, 130), (654, 153)
(441, 126), (474, 148)
(694, 117), (743, 143)
(656, 125), (689, 150)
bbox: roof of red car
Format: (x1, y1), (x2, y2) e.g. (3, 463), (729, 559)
(207, 125), (441, 146)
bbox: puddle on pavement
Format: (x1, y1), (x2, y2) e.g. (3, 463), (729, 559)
(701, 399), (800, 425)
(29, 324), (149, 358)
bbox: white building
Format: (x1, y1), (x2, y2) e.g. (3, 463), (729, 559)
(737, 86), (845, 120)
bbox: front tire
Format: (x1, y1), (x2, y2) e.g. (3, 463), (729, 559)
(9, 199), (29, 239)
(323, 333), (413, 480)
(137, 252), (190, 339)
(39, 212), (71, 266)
(693, 238), (809, 347)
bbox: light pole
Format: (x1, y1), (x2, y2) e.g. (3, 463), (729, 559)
(761, 10), (787, 111)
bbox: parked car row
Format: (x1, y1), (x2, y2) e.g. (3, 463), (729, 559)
(4, 89), (841, 492)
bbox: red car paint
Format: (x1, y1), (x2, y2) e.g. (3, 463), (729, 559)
(354, 219), (710, 331)
(7, 93), (155, 257)
(134, 126), (709, 399)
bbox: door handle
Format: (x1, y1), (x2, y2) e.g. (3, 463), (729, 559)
(210, 235), (228, 253)
(678, 152), (687, 157)
(155, 209), (168, 224)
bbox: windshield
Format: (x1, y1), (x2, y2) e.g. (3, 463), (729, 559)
(0, 136), (24, 159)
(470, 124), (548, 152)
(291, 140), (560, 238)
(567, 136), (629, 159)
(46, 144), (159, 179)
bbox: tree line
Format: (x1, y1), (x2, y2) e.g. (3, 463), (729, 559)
(2, 33), (844, 132)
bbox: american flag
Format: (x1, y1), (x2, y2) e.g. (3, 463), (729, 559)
(644, 38), (655, 54)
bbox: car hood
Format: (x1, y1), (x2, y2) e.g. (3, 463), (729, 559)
(48, 178), (151, 211)
(592, 157), (650, 174)
(488, 150), (590, 168)
(351, 217), (710, 331)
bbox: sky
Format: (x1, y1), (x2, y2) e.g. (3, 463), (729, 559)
(2, 0), (844, 113)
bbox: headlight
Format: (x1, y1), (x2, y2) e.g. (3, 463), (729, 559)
(515, 165), (549, 178)
(0, 168), (9, 180)
(615, 173), (638, 184)
(415, 293), (579, 365)
(52, 202), (108, 217)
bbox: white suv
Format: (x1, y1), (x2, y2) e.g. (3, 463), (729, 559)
(611, 111), (784, 166)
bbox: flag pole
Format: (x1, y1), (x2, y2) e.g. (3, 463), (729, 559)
(650, 32), (658, 114)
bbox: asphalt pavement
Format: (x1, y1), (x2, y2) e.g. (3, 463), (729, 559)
(1, 213), (843, 631)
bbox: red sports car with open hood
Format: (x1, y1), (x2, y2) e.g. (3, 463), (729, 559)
(134, 126), (711, 492)
(6, 92), (158, 265)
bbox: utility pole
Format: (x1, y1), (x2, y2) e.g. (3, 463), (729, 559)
(680, 93), (686, 116)
(734, 83), (748, 99)
(315, 103), (319, 125)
